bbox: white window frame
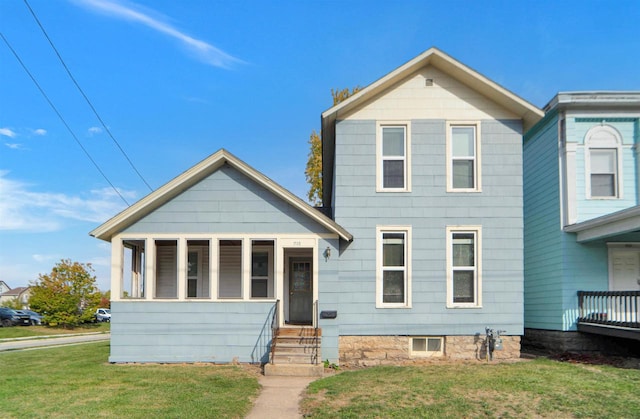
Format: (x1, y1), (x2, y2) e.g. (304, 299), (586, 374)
(376, 226), (412, 308)
(446, 226), (482, 308)
(584, 125), (623, 200)
(250, 241), (275, 299)
(376, 122), (411, 192)
(185, 239), (210, 299)
(446, 122), (481, 192)
(410, 336), (444, 357)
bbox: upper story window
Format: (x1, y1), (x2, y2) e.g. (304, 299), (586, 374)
(584, 125), (623, 199)
(377, 123), (410, 192)
(447, 122), (481, 192)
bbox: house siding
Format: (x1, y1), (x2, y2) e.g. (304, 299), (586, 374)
(523, 114), (564, 330)
(333, 118), (525, 337)
(524, 108), (640, 336)
(109, 301), (275, 363)
(123, 165), (329, 235)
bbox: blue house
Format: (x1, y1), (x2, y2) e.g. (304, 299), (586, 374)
(523, 92), (640, 353)
(91, 48), (543, 371)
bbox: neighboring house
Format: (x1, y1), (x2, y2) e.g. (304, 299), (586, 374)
(523, 92), (640, 353)
(0, 281), (10, 295)
(0, 286), (31, 309)
(91, 47), (543, 369)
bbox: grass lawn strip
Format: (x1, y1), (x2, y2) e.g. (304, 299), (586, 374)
(0, 341), (260, 418)
(302, 359), (640, 418)
(0, 322), (110, 340)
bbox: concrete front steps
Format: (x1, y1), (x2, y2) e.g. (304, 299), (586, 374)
(264, 326), (324, 377)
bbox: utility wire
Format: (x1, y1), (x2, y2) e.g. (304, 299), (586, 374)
(0, 32), (131, 207)
(23, 0), (154, 192)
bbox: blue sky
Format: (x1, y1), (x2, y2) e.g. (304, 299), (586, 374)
(1, 0), (639, 291)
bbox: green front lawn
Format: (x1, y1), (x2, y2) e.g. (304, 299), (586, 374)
(0, 322), (110, 339)
(302, 359), (640, 418)
(0, 342), (260, 418)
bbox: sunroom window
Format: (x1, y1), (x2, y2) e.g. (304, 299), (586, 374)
(218, 240), (242, 299)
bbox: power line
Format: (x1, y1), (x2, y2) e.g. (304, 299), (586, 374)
(23, 0), (154, 192)
(0, 32), (131, 207)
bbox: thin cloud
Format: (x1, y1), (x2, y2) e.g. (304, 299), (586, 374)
(0, 171), (134, 232)
(33, 128), (47, 136)
(4, 143), (23, 150)
(73, 0), (243, 69)
(88, 126), (103, 136)
(0, 128), (17, 138)
(32, 254), (60, 263)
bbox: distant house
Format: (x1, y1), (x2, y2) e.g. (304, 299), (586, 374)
(523, 92), (640, 353)
(91, 47), (543, 371)
(0, 281), (10, 295)
(0, 286), (31, 309)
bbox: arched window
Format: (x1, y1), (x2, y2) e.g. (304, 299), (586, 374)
(584, 125), (623, 199)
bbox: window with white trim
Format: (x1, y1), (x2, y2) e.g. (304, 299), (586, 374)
(377, 227), (411, 307)
(378, 125), (409, 191)
(447, 226), (481, 307)
(186, 240), (210, 298)
(585, 125), (623, 199)
(155, 239), (178, 298)
(590, 149), (617, 197)
(447, 123), (480, 191)
(410, 337), (444, 357)
(251, 240), (274, 299)
(121, 239), (146, 299)
(218, 239), (242, 299)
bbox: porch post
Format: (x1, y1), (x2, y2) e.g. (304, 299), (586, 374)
(111, 237), (122, 300)
(145, 239), (155, 300)
(275, 240), (285, 327)
(177, 238), (186, 300)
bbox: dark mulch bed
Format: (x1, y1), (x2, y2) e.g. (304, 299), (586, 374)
(550, 351), (640, 369)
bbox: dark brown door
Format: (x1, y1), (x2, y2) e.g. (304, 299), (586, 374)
(289, 258), (312, 324)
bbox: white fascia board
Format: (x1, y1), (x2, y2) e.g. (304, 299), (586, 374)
(90, 149), (352, 242)
(321, 47), (543, 130)
(564, 205), (640, 242)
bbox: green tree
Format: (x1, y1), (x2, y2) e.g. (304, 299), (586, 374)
(305, 87), (362, 205)
(29, 259), (101, 328)
(3, 297), (23, 310)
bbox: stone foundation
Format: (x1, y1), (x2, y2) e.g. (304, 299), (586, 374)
(339, 335), (521, 367)
(523, 328), (640, 356)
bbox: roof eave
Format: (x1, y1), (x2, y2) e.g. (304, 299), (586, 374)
(90, 149), (353, 242)
(564, 205), (640, 242)
(321, 47), (544, 131)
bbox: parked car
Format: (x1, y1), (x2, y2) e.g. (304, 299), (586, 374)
(17, 309), (43, 326)
(95, 308), (111, 322)
(0, 307), (31, 327)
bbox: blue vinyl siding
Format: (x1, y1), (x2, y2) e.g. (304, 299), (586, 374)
(333, 119), (525, 336)
(524, 114), (640, 332)
(123, 165), (329, 235)
(109, 301), (276, 363)
(523, 114), (564, 330)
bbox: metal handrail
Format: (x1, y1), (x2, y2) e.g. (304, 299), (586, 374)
(578, 291), (640, 328)
(270, 299), (280, 364)
(313, 299), (319, 365)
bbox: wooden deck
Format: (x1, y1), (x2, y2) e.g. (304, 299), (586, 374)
(577, 291), (640, 341)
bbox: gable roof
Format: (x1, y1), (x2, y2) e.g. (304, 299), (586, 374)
(90, 149), (352, 242)
(0, 286), (29, 297)
(321, 47), (544, 209)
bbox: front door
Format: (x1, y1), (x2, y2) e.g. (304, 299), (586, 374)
(289, 258), (312, 325)
(611, 249), (640, 291)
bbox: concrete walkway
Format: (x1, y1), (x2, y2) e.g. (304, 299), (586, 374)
(0, 332), (110, 352)
(246, 375), (317, 419)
